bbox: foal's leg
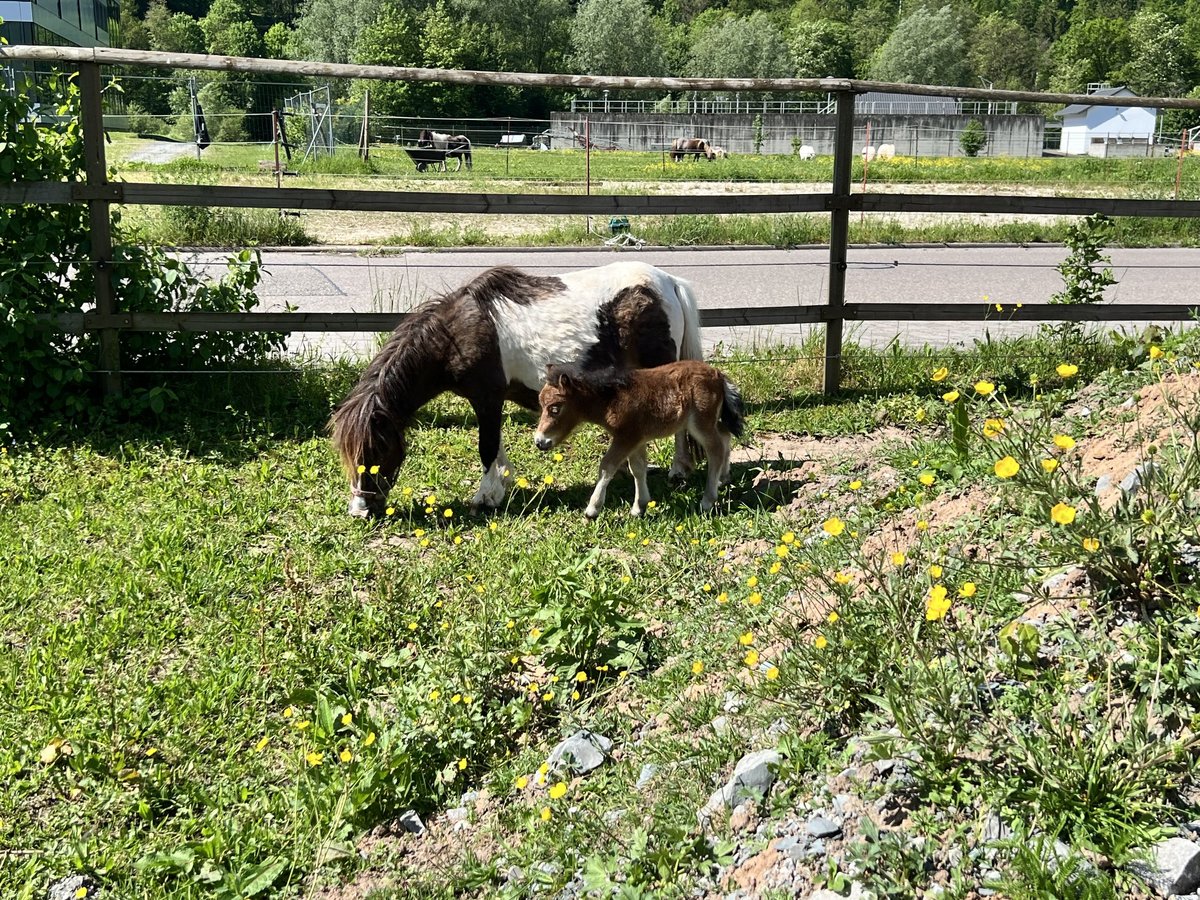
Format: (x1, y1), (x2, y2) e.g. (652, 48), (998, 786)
(693, 425), (729, 513)
(627, 446), (652, 517)
(586, 438), (637, 520)
(669, 431), (695, 482)
(470, 398), (511, 510)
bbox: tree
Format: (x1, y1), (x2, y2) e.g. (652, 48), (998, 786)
(686, 11), (794, 79)
(848, 0), (898, 77)
(1121, 9), (1195, 96)
(868, 5), (971, 86)
(290, 0), (386, 64)
(959, 118), (987, 156)
(1049, 17), (1131, 92)
(571, 0), (667, 77)
(200, 0), (257, 53)
(145, 2), (205, 54)
(789, 19), (854, 79)
(350, 6), (422, 117)
(452, 0), (572, 74)
(968, 13), (1040, 91)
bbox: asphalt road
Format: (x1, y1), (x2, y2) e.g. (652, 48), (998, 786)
(186, 245), (1200, 358)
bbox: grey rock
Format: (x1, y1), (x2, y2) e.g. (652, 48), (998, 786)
(809, 892), (845, 900)
(1182, 821), (1200, 836)
(396, 809), (425, 834)
(808, 815), (842, 838)
(775, 836), (799, 852)
(603, 808), (625, 826)
(838, 766), (858, 780)
(547, 729), (612, 776)
(808, 839), (828, 857)
(1078, 406), (1092, 417)
(460, 790), (481, 805)
(765, 717), (790, 740)
(1120, 397), (1136, 410)
(1095, 475), (1112, 495)
(710, 715), (730, 736)
(1130, 837), (1200, 896)
(833, 793), (854, 813)
(1121, 461), (1155, 495)
(698, 749), (783, 823)
(723, 692), (743, 714)
(982, 814), (1012, 844)
(636, 763), (659, 790)
(446, 806), (469, 823)
(504, 865), (524, 884)
(873, 758), (896, 776)
(48, 876), (96, 900)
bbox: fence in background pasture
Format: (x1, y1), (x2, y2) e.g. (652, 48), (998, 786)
(3, 45), (1200, 398)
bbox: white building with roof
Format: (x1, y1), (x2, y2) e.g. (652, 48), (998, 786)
(1055, 85), (1158, 157)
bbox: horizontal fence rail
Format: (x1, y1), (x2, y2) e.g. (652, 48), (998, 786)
(5, 44), (1200, 395)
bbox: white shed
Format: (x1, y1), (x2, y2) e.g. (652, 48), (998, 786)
(1054, 85), (1158, 157)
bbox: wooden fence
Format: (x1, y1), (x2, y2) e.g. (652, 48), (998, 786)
(5, 46), (1200, 396)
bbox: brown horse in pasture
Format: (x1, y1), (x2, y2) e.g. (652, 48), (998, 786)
(670, 137), (715, 162)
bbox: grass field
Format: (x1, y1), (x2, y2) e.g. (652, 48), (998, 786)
(106, 136), (1200, 249)
(6, 328), (1200, 898)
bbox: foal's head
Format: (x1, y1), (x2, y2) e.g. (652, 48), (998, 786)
(535, 364), (626, 451)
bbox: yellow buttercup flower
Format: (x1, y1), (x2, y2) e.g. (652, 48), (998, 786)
(828, 611), (839, 623)
(356, 464), (366, 474)
(1056, 363), (1079, 378)
(739, 631), (755, 646)
(364, 732), (376, 746)
(834, 571), (852, 585)
(747, 592), (763, 606)
(849, 480), (862, 490)
(974, 380), (996, 395)
(958, 582), (977, 598)
(575, 671), (588, 683)
(765, 666), (780, 681)
(994, 456), (1020, 478)
(549, 781), (568, 799)
(1083, 537), (1100, 553)
(743, 650), (759, 667)
(775, 545), (789, 558)
(925, 584), (951, 621)
(782, 531), (796, 544)
(691, 660), (704, 675)
(458, 757), (468, 771)
(931, 366), (949, 382)
(254, 736), (269, 752)
(516, 775), (529, 789)
(1051, 502), (1077, 525)
(339, 748), (353, 763)
(823, 517), (846, 537)
(1053, 435), (1076, 451)
(918, 472), (935, 486)
(983, 418), (1005, 438)
(1149, 345), (1164, 360)
(929, 564), (943, 578)
(540, 807), (552, 821)
(942, 390), (960, 403)
(1041, 458), (1059, 473)
(814, 635), (828, 650)
(891, 552), (906, 566)
(306, 751), (323, 767)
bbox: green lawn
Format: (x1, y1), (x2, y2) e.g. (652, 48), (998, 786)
(5, 330), (1200, 898)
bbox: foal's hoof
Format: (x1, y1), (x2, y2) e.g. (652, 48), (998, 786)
(584, 507), (602, 520)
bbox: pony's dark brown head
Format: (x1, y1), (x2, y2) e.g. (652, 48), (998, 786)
(330, 391), (408, 518)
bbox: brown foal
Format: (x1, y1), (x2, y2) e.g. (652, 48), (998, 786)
(534, 361), (745, 518)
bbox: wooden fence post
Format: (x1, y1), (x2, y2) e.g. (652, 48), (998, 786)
(824, 90), (856, 396)
(78, 61), (121, 398)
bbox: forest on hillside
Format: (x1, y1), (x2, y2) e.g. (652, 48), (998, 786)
(113, 0), (1200, 132)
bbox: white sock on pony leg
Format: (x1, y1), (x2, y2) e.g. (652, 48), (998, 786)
(472, 446), (513, 509)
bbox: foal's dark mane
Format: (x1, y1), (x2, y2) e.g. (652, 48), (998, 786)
(548, 363), (632, 399)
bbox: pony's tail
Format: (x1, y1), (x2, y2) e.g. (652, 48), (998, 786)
(464, 145), (473, 170)
(673, 275), (703, 364)
(719, 376), (746, 438)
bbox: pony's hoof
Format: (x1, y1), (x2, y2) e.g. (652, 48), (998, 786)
(585, 507), (602, 520)
(629, 505), (645, 518)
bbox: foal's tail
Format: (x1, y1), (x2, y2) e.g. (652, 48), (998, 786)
(719, 375), (746, 438)
(463, 140), (473, 170)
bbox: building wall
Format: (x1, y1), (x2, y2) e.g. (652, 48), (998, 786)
(1058, 106), (1157, 156)
(0, 0), (115, 47)
(549, 112), (1046, 158)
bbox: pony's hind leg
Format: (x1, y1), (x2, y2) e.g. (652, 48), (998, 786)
(668, 431), (695, 482)
(626, 447), (652, 517)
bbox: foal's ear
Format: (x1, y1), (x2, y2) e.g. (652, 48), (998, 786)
(545, 364), (567, 387)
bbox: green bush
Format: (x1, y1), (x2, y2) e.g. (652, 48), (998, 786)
(0, 75), (288, 431)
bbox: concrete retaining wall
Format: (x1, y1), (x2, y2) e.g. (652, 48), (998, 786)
(549, 112), (1046, 158)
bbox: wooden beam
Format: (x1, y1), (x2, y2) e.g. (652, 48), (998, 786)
(823, 92), (856, 396)
(5, 45), (1200, 110)
(79, 62), (122, 397)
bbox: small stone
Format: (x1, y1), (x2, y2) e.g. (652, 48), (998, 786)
(460, 790), (481, 805)
(504, 865), (524, 884)
(982, 814), (1011, 844)
(723, 692), (743, 714)
(710, 715), (730, 736)
(636, 763), (659, 790)
(809, 892), (844, 900)
(1130, 837), (1200, 896)
(698, 749), (783, 823)
(48, 876), (96, 900)
(807, 815), (842, 838)
(729, 801), (755, 832)
(833, 793), (854, 813)
(396, 810), (425, 834)
(1120, 397), (1136, 410)
(775, 836), (799, 853)
(873, 758), (896, 776)
(1095, 475), (1112, 495)
(547, 729), (612, 776)
(602, 808), (625, 826)
(1121, 461), (1155, 495)
(446, 806), (469, 824)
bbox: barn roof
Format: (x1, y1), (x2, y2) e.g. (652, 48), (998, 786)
(1055, 86), (1146, 118)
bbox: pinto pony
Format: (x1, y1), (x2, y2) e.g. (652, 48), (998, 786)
(670, 137), (715, 162)
(330, 262), (703, 517)
(416, 129), (473, 171)
(534, 361), (745, 519)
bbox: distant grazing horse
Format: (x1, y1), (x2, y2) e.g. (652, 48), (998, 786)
(416, 129), (473, 171)
(535, 360), (744, 518)
(797, 145), (816, 160)
(670, 137), (715, 162)
(330, 262), (703, 517)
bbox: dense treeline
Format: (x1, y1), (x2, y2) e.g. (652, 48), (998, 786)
(115, 0), (1200, 128)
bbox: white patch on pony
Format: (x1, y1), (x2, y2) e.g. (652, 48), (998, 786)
(471, 445), (513, 509)
(489, 261), (690, 391)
